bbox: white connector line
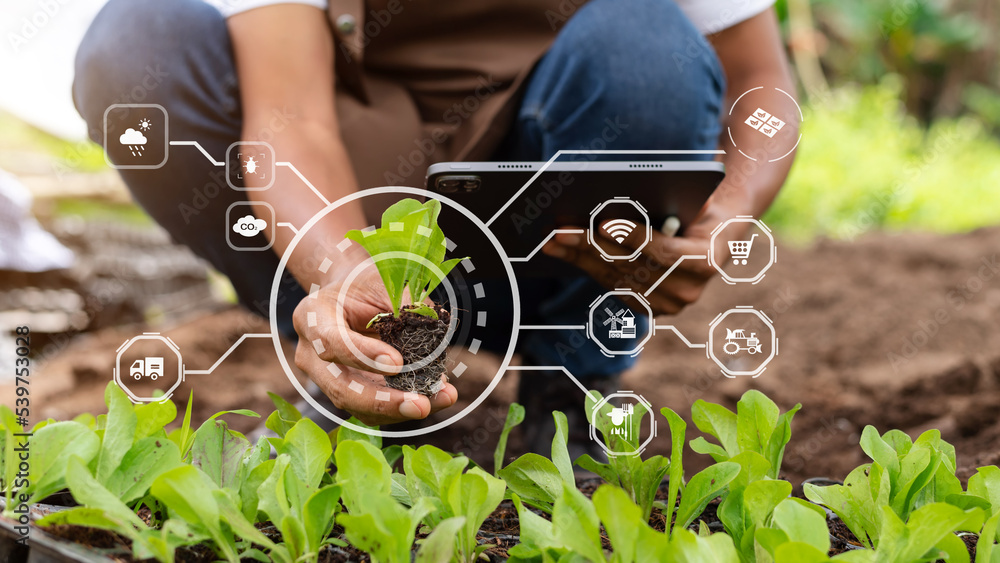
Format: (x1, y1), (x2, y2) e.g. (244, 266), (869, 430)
(510, 229), (586, 262)
(169, 141), (224, 166)
(643, 255), (707, 297)
(276, 162), (331, 206)
(506, 365), (603, 399)
(184, 333), (272, 375)
(485, 150), (726, 228)
(519, 325), (586, 330)
(276, 222), (299, 234)
(653, 325), (706, 348)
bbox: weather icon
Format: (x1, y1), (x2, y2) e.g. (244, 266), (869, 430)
(232, 214), (267, 238)
(119, 128), (148, 157)
(138, 118), (152, 131)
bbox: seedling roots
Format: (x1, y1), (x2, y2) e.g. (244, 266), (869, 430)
(373, 304), (451, 396)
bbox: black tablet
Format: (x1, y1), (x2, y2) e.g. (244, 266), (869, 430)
(426, 160), (724, 276)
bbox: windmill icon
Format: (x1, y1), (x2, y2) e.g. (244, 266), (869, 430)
(603, 307), (637, 339)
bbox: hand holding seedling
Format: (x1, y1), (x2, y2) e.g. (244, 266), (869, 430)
(292, 269), (458, 425)
(292, 198), (463, 425)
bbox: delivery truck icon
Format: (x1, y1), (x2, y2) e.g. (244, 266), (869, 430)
(129, 357), (164, 380)
(115, 333), (183, 403)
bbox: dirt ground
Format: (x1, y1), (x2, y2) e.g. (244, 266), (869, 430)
(23, 226), (1000, 483)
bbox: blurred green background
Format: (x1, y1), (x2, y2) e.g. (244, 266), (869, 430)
(765, 0), (1000, 242)
(4, 0), (998, 242)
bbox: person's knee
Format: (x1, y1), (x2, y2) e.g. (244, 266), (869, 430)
(545, 0), (725, 146)
(73, 0), (225, 141)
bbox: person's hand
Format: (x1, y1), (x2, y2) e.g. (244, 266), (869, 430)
(541, 215), (728, 316)
(291, 267), (458, 425)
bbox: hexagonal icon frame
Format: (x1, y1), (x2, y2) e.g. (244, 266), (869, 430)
(708, 216), (776, 284)
(589, 391), (657, 457)
(226, 141), (276, 191)
(707, 306), (777, 378)
(587, 290), (653, 356)
(588, 198), (651, 261)
(114, 333), (184, 403)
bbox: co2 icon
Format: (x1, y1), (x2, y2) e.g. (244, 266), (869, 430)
(226, 202), (274, 251)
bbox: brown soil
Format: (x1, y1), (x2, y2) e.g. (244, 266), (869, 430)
(25, 227), (1000, 483)
(372, 304), (451, 396)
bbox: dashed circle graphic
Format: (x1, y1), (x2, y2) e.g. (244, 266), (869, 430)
(268, 186), (519, 438)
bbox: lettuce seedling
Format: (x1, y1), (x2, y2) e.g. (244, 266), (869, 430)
(804, 426), (964, 547)
(509, 483), (740, 563)
(151, 464), (277, 563)
(874, 502), (984, 562)
(494, 402), (525, 475)
(16, 382), (188, 508)
(659, 407), (741, 537)
(336, 439), (436, 563)
(574, 391), (671, 522)
(689, 389), (801, 480)
(962, 466), (1000, 563)
(345, 198), (464, 321)
(400, 444), (505, 562)
(755, 497), (831, 561)
(720, 476), (794, 562)
(254, 418), (341, 563)
(39, 456), (208, 563)
(497, 410), (575, 513)
(757, 503), (985, 563)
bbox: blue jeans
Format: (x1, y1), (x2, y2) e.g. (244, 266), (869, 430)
(73, 0), (724, 379)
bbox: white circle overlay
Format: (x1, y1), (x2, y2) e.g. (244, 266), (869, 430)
(269, 186), (520, 438)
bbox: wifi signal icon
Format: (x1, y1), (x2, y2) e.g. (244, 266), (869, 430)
(603, 219), (637, 243)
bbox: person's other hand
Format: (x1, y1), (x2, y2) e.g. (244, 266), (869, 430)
(541, 215), (727, 316)
(291, 268), (458, 425)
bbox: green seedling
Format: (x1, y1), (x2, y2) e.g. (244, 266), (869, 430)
(575, 392), (671, 522)
(770, 503), (984, 563)
(690, 389), (801, 480)
(336, 439), (436, 563)
(804, 426), (964, 547)
(494, 402), (526, 476)
(345, 198), (465, 321)
(755, 497), (831, 562)
(151, 464), (277, 563)
(509, 483), (740, 563)
(16, 383), (187, 508)
(497, 410), (575, 513)
(401, 444), (505, 562)
(659, 407), (741, 537)
(254, 417), (341, 563)
(39, 456), (207, 563)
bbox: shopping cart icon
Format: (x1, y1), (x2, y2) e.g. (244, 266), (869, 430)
(728, 233), (758, 265)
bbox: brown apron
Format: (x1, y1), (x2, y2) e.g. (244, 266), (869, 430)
(326, 0), (582, 189)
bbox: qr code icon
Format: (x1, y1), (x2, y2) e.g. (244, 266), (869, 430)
(745, 108), (784, 137)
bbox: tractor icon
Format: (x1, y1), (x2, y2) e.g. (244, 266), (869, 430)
(723, 329), (762, 355)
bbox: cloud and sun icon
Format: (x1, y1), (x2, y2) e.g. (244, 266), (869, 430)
(119, 119), (154, 156)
